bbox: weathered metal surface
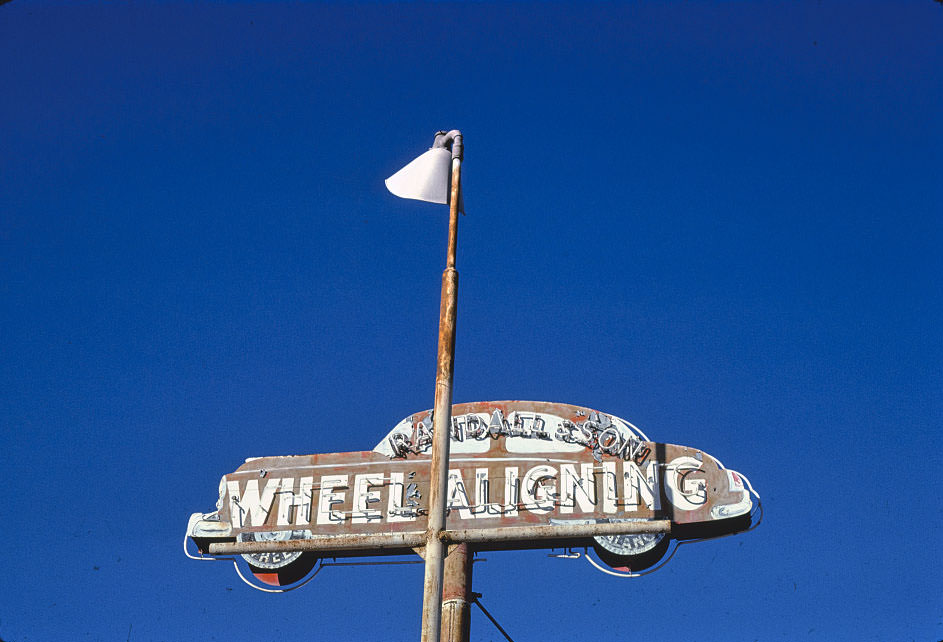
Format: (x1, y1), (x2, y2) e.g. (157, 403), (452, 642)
(441, 544), (472, 642)
(421, 147), (463, 642)
(188, 401), (752, 547)
(440, 520), (670, 545)
(187, 399), (756, 568)
(205, 518), (671, 555)
(208, 530), (427, 554)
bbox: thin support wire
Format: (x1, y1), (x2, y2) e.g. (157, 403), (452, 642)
(548, 548), (582, 559)
(471, 593), (515, 642)
(319, 560), (423, 568)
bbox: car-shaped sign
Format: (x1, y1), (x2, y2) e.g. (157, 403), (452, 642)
(187, 401), (759, 586)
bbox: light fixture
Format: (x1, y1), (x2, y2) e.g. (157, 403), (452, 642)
(386, 130), (463, 211)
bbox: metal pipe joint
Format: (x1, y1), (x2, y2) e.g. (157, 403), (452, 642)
(433, 130), (463, 161)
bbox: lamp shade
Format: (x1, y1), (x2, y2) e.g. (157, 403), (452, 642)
(385, 147), (454, 206)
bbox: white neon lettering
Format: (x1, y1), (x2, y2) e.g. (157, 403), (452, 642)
(352, 473), (384, 524)
(521, 465), (556, 513)
(665, 456), (707, 511)
(228, 478), (280, 528)
(386, 472), (416, 522)
(317, 474), (348, 525)
(623, 461), (661, 511)
(226, 449), (703, 529)
(474, 468), (497, 519)
(503, 467), (519, 516)
(560, 463), (596, 514)
(447, 469), (475, 520)
(601, 461), (617, 513)
(297, 476), (314, 524)
(277, 476), (314, 526)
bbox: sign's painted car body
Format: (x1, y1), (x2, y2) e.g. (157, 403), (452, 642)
(187, 401), (756, 582)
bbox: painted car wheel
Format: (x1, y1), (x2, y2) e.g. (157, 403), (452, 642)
(591, 531), (670, 572)
(238, 530), (318, 586)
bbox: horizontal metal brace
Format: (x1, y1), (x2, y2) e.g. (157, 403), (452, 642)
(440, 520), (670, 544)
(205, 520), (671, 555)
(208, 531), (426, 554)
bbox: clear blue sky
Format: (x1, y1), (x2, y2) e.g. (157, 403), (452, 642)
(1, 2), (940, 641)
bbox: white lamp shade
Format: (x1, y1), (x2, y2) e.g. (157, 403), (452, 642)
(386, 147), (459, 208)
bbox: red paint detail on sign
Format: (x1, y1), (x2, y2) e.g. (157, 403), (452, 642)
(253, 572), (281, 586)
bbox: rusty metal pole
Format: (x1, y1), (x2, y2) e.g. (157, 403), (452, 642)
(420, 132), (463, 642)
(440, 543), (473, 642)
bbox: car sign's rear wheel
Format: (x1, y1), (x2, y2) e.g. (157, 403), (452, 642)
(592, 531), (670, 572)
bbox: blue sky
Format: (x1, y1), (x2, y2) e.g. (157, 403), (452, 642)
(1, 2), (940, 641)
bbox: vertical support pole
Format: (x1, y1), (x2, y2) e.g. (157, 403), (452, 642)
(440, 544), (473, 642)
(420, 150), (462, 642)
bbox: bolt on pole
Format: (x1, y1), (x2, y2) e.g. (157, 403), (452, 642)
(420, 136), (463, 642)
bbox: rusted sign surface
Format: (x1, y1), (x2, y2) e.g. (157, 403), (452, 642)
(187, 401), (757, 583)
